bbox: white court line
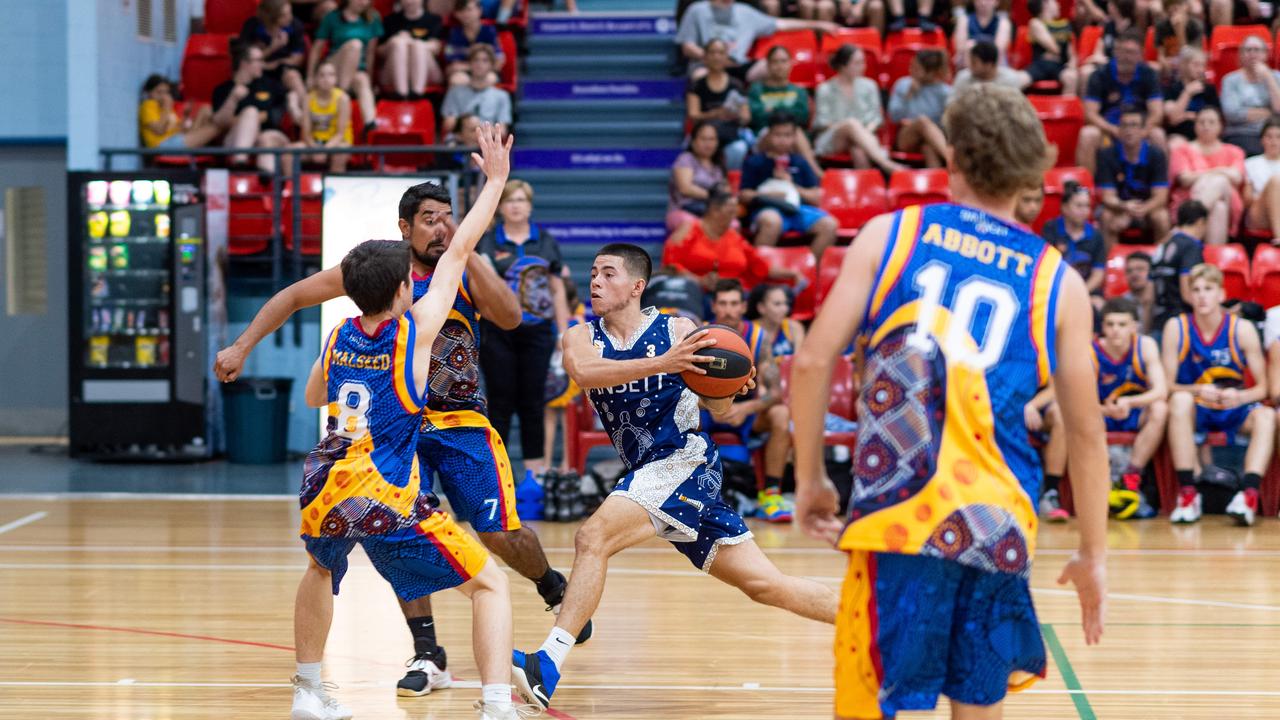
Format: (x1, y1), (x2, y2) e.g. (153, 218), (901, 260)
(0, 512), (47, 536)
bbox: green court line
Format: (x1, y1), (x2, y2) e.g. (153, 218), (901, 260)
(1042, 623), (1097, 720)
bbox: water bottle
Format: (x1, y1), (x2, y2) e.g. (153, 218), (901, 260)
(515, 469), (544, 521)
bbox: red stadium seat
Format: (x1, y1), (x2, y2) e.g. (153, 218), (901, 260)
(726, 169), (741, 193)
(181, 33), (233, 102)
(367, 100), (437, 171)
(1252, 244), (1280, 308)
(816, 245), (847, 307)
(777, 355), (858, 446)
(1103, 243), (1156, 297)
(497, 30), (519, 92)
(282, 173), (324, 255)
(1035, 166), (1094, 233)
(1010, 25), (1033, 70)
(820, 169), (888, 239)
(1028, 95), (1085, 169)
(227, 172), (275, 256)
(815, 28), (882, 85)
(1202, 243), (1251, 301)
(1077, 24), (1104, 61)
(754, 246), (818, 321)
(1209, 25), (1270, 85)
(882, 28), (947, 90)
(1143, 26), (1158, 62)
(372, 0), (395, 17)
(888, 168), (950, 210)
(751, 29), (821, 87)
(204, 0), (257, 33)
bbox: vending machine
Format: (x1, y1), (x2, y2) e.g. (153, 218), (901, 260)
(67, 172), (212, 459)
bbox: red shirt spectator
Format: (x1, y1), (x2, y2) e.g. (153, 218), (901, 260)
(662, 187), (801, 291)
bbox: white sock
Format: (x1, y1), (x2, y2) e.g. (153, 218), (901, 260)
(296, 662), (322, 687)
(482, 683), (512, 710)
(539, 626), (576, 671)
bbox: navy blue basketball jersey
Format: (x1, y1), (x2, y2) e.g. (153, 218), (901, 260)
(412, 269), (488, 423)
(1173, 313), (1248, 403)
(840, 203), (1067, 577)
(1093, 337), (1150, 404)
(586, 309), (707, 470)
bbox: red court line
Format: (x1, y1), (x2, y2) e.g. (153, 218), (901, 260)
(0, 617), (295, 651)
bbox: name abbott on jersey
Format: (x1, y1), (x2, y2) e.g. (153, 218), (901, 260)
(918, 222), (1035, 276)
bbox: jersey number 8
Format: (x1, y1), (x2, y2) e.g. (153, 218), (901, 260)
(335, 381), (372, 440)
(907, 261), (1019, 371)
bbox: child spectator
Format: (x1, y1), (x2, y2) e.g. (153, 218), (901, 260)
(239, 0), (308, 122)
(301, 60), (353, 173)
(739, 111), (838, 255)
(378, 0), (445, 99)
(887, 48), (951, 168)
(138, 75), (222, 150)
(308, 0), (381, 136)
(441, 44), (512, 137)
(446, 0), (505, 87)
(811, 44), (903, 173)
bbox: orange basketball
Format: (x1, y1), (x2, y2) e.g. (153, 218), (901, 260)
(681, 324), (754, 399)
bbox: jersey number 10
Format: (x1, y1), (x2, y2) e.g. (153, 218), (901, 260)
(907, 261), (1019, 371)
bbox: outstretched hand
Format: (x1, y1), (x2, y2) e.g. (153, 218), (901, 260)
(470, 122), (513, 183)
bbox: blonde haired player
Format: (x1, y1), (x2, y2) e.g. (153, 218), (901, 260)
(791, 84), (1108, 719)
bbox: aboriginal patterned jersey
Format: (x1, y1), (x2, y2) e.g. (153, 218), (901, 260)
(1093, 337), (1150, 403)
(840, 204), (1067, 578)
(412, 270), (487, 426)
(300, 315), (435, 539)
(771, 318), (799, 357)
(1172, 313), (1248, 404)
(586, 308), (707, 470)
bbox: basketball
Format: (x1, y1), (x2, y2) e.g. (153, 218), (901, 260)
(681, 324), (754, 399)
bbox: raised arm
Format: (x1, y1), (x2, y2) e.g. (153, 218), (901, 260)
(561, 318), (715, 390)
(215, 266), (346, 381)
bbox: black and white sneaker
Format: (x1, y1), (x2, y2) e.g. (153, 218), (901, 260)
(541, 573), (593, 645)
(396, 648), (452, 697)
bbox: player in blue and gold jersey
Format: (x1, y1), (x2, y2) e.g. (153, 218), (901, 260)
(291, 125), (524, 720)
(791, 85), (1109, 720)
(1093, 297), (1168, 519)
(1162, 263), (1274, 526)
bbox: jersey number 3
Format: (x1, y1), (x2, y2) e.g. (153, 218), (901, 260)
(335, 381), (372, 440)
(908, 261), (1018, 370)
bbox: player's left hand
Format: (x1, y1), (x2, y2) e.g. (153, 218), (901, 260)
(471, 122), (513, 183)
(796, 476), (843, 545)
(719, 401), (751, 427)
(1057, 551), (1107, 646)
(1218, 387), (1241, 409)
(736, 367), (757, 397)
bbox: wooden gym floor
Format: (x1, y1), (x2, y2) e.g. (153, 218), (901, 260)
(1, 496), (1279, 719)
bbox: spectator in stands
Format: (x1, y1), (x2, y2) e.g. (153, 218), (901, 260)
(1074, 0), (1108, 26)
(1244, 118), (1280, 245)
(239, 0), (307, 122)
(686, 39), (752, 170)
(1163, 263), (1274, 526)
(1151, 199), (1207, 330)
(668, 121), (728, 231)
(1163, 47), (1219, 149)
(1098, 105), (1172, 246)
(1015, 184), (1045, 226)
(887, 48), (951, 168)
(951, 0), (1010, 70)
(138, 75), (222, 150)
(308, 0), (380, 135)
(1220, 35), (1280, 156)
(1082, 0), (1137, 73)
(441, 45), (512, 137)
(840, 0), (886, 35)
(674, 0), (837, 83)
(446, 0), (505, 87)
(1043, 180), (1105, 298)
(1079, 28), (1165, 176)
(1153, 0), (1204, 79)
(212, 41), (292, 172)
(1121, 251), (1157, 333)
(746, 283), (806, 357)
(1170, 105), (1246, 244)
(664, 184), (806, 290)
(811, 44), (903, 173)
(480, 0), (520, 23)
(749, 46), (822, 177)
(706, 278), (795, 522)
(1026, 0), (1079, 96)
(739, 112), (838, 255)
(477, 180), (570, 479)
(378, 0), (445, 99)
(886, 0), (936, 32)
(952, 40), (1030, 94)
(300, 60), (352, 173)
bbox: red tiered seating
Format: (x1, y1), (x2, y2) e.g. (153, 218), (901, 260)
(888, 169), (949, 210)
(565, 394), (609, 475)
(1103, 244), (1156, 298)
(204, 0), (256, 33)
(750, 29), (821, 87)
(282, 173), (324, 256)
(1077, 24), (1104, 60)
(726, 169), (742, 193)
(776, 355), (857, 447)
(1209, 25), (1271, 86)
(1201, 243), (1250, 301)
(816, 245), (847, 307)
(1252, 244), (1280, 308)
(1035, 166), (1094, 233)
(1029, 95), (1085, 169)
(820, 169), (888, 239)
(367, 100), (437, 171)
(181, 33), (233, 102)
(754, 246), (818, 321)
(815, 28), (882, 85)
(497, 30), (519, 93)
(882, 28), (947, 90)
(227, 173), (275, 256)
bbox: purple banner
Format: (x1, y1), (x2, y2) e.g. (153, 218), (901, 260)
(542, 222), (668, 245)
(532, 15), (676, 35)
(522, 80), (685, 101)
(513, 148), (679, 169)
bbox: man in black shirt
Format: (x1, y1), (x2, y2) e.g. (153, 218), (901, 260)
(1097, 105), (1172, 246)
(1151, 199), (1208, 332)
(1078, 28), (1165, 176)
(211, 41), (290, 173)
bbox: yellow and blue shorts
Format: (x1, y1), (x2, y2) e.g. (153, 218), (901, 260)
(835, 551), (1046, 719)
(304, 511), (489, 602)
(418, 416), (520, 534)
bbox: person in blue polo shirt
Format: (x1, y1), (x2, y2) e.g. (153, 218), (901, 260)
(739, 111), (838, 257)
(1098, 105), (1172, 246)
(1078, 28), (1165, 176)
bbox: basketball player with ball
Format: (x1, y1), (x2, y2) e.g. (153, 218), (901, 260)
(511, 243), (839, 710)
